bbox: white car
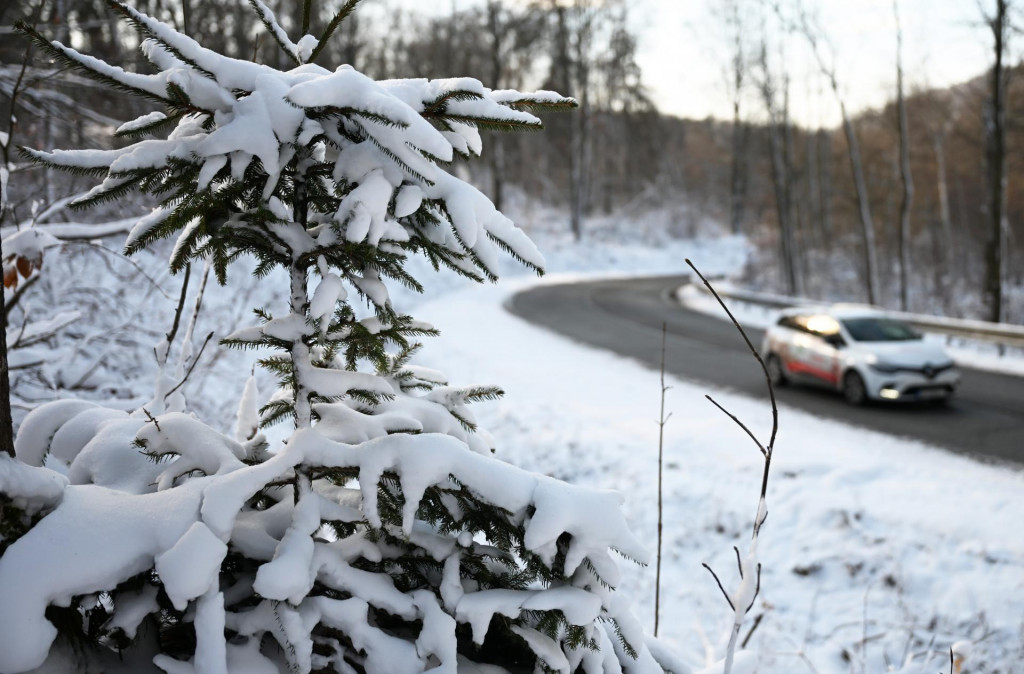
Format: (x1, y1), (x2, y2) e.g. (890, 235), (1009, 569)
(761, 306), (960, 405)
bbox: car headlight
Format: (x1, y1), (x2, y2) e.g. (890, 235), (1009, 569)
(869, 361), (901, 373)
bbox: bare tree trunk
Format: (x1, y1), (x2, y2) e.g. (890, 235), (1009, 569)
(797, 14), (879, 304)
(569, 104), (584, 240)
(983, 0), (1009, 323)
(818, 129), (833, 242)
(840, 107), (880, 305)
(490, 137), (505, 213)
(0, 277), (13, 456)
(486, 1), (506, 212)
(569, 2), (593, 243)
(781, 82), (803, 295)
(759, 43), (798, 295)
(0, 47), (31, 456)
(550, 5), (584, 241)
(726, 0), (749, 235)
(894, 0), (914, 311)
(730, 119), (750, 236)
(933, 134), (953, 264)
(805, 128), (820, 251)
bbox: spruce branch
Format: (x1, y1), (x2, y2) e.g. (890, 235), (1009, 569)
(247, 0), (301, 66)
(310, 0), (362, 64)
(14, 21), (172, 108)
(104, 0), (219, 82)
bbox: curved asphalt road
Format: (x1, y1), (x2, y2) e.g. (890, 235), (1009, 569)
(509, 275), (1024, 466)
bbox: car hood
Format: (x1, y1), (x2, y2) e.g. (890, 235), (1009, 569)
(853, 340), (953, 367)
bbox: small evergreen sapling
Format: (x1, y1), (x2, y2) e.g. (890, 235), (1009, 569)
(0, 2), (674, 673)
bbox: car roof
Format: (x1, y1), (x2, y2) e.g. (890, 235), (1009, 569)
(777, 304), (886, 320)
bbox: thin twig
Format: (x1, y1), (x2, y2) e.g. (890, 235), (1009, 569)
(64, 241), (172, 300)
(686, 258), (778, 499)
(707, 394), (768, 457)
(654, 321), (670, 637)
(746, 564), (762, 612)
(741, 613), (764, 649)
(4, 274), (39, 317)
(142, 407), (161, 431)
(164, 263), (192, 358)
(177, 257), (211, 369)
(702, 563), (735, 611)
(163, 331), (214, 399)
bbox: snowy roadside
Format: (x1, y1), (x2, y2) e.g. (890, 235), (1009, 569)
(676, 283), (1024, 378)
(411, 273), (1024, 673)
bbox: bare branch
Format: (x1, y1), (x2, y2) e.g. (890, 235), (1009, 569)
(164, 263), (192, 359)
(702, 563), (735, 611)
(164, 331), (214, 400)
(740, 613), (764, 649)
(746, 563), (762, 613)
(707, 394), (768, 457)
(142, 407), (161, 431)
(685, 259), (778, 473)
(4, 274), (39, 317)
(64, 241), (172, 300)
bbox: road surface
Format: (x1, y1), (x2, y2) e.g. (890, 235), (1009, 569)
(509, 275), (1024, 465)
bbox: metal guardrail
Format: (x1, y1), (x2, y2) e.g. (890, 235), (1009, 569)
(686, 283), (1024, 350)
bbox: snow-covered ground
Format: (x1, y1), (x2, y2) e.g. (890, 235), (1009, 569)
(392, 231), (1024, 673)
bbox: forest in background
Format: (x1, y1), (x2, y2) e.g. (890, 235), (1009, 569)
(1, 0), (1022, 322)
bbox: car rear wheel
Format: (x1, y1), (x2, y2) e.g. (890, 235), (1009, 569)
(842, 370), (867, 406)
(766, 354), (787, 387)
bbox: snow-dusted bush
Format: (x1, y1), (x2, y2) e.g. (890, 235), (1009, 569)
(0, 3), (675, 673)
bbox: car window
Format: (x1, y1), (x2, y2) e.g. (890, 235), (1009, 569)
(840, 317), (921, 342)
(802, 315), (840, 336)
(780, 314), (839, 337)
(777, 315), (802, 330)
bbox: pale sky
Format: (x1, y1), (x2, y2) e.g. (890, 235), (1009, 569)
(406, 0), (996, 128)
(632, 0), (992, 127)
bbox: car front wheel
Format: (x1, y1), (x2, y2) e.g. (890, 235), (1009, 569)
(766, 353), (787, 387)
(842, 370), (868, 406)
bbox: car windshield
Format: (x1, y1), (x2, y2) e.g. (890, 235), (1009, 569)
(840, 317), (921, 342)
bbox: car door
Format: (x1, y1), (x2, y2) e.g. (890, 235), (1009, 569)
(803, 331), (842, 386)
(789, 315), (842, 386)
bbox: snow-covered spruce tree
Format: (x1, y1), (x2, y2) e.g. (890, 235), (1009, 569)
(0, 3), (676, 673)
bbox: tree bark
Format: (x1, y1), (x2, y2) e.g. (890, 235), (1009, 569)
(984, 0), (1009, 323)
(818, 130), (833, 242)
(933, 134), (953, 266)
(798, 17), (879, 304)
(894, 0), (914, 311)
(758, 42), (798, 296)
(727, 0), (748, 236)
(840, 107), (879, 305)
(0, 279), (13, 456)
(486, 1), (505, 212)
